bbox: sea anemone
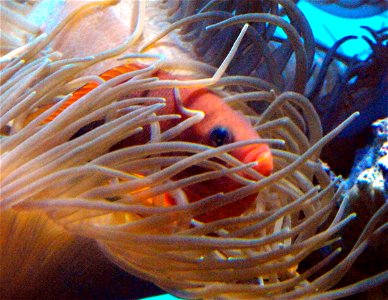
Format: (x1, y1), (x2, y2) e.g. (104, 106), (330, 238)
(304, 25), (388, 178)
(0, 0), (40, 56)
(1, 0), (387, 299)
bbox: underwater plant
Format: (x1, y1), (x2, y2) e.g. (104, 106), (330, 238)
(1, 0), (387, 299)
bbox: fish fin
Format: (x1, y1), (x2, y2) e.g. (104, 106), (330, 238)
(44, 82), (99, 123)
(99, 63), (143, 81)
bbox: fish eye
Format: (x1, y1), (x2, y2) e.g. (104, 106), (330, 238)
(209, 126), (234, 147)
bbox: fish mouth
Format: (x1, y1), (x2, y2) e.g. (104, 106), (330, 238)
(241, 145), (273, 177)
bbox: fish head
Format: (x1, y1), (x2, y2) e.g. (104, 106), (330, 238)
(182, 88), (274, 177)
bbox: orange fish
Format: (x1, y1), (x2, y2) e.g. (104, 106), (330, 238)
(26, 63), (273, 221)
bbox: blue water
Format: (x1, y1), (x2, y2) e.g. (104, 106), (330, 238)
(302, 2), (386, 58)
(279, 2), (387, 59)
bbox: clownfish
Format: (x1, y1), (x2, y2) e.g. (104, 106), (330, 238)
(25, 63), (273, 221)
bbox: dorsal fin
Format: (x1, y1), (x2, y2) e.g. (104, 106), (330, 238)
(25, 63), (147, 125)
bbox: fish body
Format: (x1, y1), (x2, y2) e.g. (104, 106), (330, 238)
(26, 63), (273, 221)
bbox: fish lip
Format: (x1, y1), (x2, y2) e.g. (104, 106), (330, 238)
(241, 145), (273, 176)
